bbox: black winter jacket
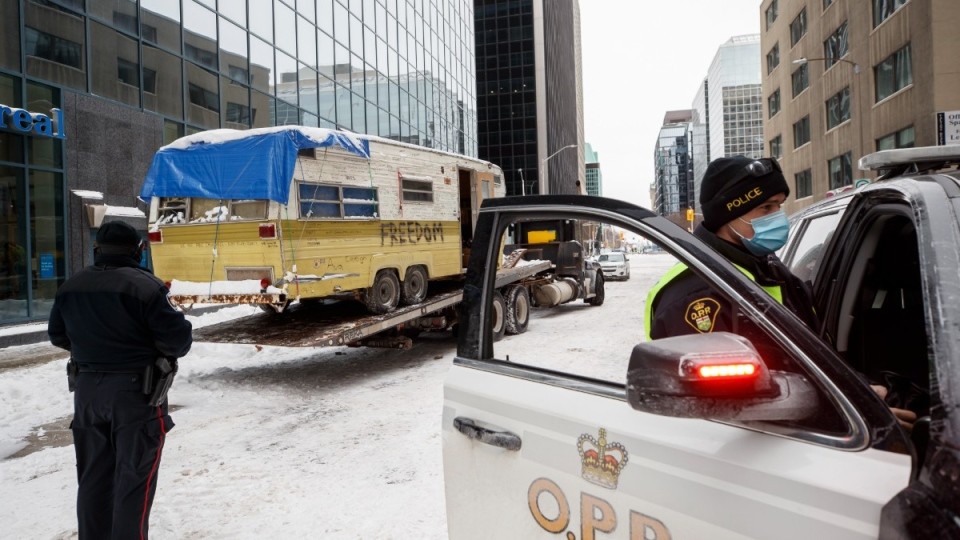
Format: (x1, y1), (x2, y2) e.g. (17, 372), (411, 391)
(48, 253), (192, 371)
(649, 225), (819, 343)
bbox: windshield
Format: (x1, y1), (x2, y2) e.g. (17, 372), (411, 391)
(598, 253), (625, 262)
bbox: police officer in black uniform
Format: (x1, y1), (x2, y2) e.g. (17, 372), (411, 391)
(646, 155), (817, 344)
(48, 221), (192, 540)
(645, 156), (916, 429)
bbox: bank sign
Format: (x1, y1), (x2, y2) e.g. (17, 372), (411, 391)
(0, 104), (66, 139)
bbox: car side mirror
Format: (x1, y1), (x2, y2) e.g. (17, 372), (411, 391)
(626, 332), (818, 422)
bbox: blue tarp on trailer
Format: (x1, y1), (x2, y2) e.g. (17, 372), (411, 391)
(140, 127), (371, 204)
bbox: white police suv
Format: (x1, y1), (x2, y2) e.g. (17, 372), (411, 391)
(443, 147), (959, 539)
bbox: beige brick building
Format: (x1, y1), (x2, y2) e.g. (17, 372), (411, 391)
(760, 0), (960, 213)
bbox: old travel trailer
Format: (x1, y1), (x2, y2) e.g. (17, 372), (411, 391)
(141, 126), (504, 314)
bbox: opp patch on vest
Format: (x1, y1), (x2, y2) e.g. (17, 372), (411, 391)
(685, 297), (721, 333)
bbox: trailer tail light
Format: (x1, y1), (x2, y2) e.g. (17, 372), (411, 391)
(259, 223), (277, 239)
(260, 278), (272, 291)
(148, 230), (162, 243)
(164, 281), (172, 289)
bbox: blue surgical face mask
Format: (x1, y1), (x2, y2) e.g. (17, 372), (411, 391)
(729, 210), (790, 255)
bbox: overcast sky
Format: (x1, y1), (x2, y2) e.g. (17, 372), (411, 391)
(580, 0), (763, 208)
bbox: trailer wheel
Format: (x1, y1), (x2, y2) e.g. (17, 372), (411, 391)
(491, 290), (506, 341)
(401, 265), (429, 305)
(503, 284), (530, 335)
(586, 271), (605, 306)
(364, 269), (401, 314)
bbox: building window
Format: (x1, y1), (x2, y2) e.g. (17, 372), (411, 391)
(876, 125), (915, 150)
(770, 135), (783, 159)
(791, 63), (809, 98)
(828, 152), (853, 189)
(875, 44), (912, 102)
(188, 83), (219, 113)
(795, 169), (813, 198)
(117, 58), (139, 87)
(226, 102), (252, 124)
(23, 27), (83, 70)
(767, 43), (780, 74)
(793, 116), (811, 148)
(790, 8), (807, 47)
(874, 0), (908, 27)
(768, 89), (781, 118)
(766, 0), (779, 30)
(298, 183), (379, 218)
(823, 22), (849, 68)
(400, 177), (434, 203)
(825, 87), (851, 130)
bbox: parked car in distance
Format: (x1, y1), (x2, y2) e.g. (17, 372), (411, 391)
(596, 252), (630, 280)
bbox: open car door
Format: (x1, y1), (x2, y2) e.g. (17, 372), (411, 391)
(443, 195), (914, 539)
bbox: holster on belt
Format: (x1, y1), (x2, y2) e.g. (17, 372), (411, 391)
(144, 357), (178, 407)
(66, 360), (78, 392)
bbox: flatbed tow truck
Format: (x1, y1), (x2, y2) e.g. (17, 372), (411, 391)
(192, 258), (554, 349)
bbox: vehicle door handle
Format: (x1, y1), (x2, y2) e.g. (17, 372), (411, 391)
(453, 417), (522, 451)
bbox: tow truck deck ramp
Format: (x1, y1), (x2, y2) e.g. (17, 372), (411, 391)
(192, 261), (552, 348)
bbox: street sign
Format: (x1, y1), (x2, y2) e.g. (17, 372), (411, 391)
(936, 111), (960, 146)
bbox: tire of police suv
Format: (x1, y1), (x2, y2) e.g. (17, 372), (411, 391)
(586, 271), (605, 306)
(491, 290), (507, 341)
(364, 269), (401, 314)
(401, 265), (428, 305)
(503, 284), (530, 335)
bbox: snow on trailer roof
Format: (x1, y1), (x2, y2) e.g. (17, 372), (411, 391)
(140, 126), (372, 204)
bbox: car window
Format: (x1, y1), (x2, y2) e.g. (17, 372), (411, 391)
(785, 209), (844, 283)
(598, 253), (624, 262)
(820, 206), (930, 420)
(490, 214), (853, 442)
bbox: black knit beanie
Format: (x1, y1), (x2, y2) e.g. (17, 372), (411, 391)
(96, 221), (140, 254)
(699, 156), (790, 232)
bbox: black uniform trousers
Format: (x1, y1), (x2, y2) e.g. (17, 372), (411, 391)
(70, 371), (174, 540)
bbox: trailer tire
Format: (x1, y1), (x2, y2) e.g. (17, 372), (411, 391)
(491, 290), (506, 341)
(503, 284), (530, 335)
(364, 269), (401, 314)
(401, 265), (429, 305)
(586, 271), (605, 306)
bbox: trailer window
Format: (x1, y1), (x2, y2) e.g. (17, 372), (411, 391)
(401, 178), (434, 203)
(299, 182), (379, 219)
(157, 197), (188, 224)
(157, 197), (266, 225)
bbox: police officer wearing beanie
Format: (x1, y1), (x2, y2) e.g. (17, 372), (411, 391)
(48, 221), (192, 539)
(645, 156), (818, 348)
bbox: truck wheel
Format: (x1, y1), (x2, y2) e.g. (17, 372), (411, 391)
(364, 269), (400, 314)
(401, 265), (428, 305)
(587, 271), (605, 306)
(503, 284), (530, 335)
(491, 290), (506, 341)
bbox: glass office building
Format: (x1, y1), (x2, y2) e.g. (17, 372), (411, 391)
(0, 0), (478, 326)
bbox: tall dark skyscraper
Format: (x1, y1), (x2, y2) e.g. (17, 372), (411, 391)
(475, 0), (584, 196)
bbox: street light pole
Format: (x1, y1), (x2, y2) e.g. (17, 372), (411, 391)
(518, 168), (526, 196)
(793, 57), (863, 177)
(539, 143), (577, 195)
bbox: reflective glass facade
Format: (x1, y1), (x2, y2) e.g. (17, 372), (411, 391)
(0, 0), (478, 325)
(706, 35), (764, 161)
(3, 0), (476, 150)
(654, 119), (694, 217)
